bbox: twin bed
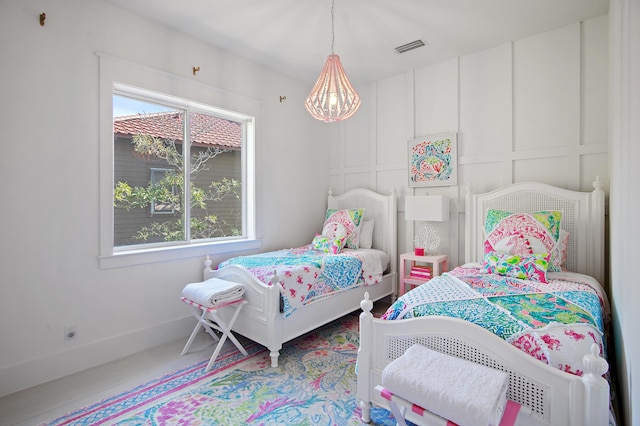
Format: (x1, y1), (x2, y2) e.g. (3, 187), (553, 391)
(358, 179), (612, 426)
(202, 187), (397, 367)
(198, 180), (612, 426)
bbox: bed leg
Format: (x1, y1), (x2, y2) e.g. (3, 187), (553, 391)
(269, 350), (280, 367)
(360, 400), (372, 423)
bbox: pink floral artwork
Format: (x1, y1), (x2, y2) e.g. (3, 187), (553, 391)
(408, 133), (457, 187)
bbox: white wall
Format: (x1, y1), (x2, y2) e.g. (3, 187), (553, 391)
(0, 0), (331, 396)
(609, 0), (640, 424)
(332, 16), (609, 271)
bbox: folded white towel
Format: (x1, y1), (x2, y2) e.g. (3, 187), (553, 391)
(382, 344), (509, 426)
(181, 278), (245, 307)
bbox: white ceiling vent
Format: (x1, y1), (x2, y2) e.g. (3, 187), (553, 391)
(394, 39), (427, 54)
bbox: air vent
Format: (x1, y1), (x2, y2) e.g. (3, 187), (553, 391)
(395, 39), (427, 54)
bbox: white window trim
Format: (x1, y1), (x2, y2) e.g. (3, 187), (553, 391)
(98, 53), (261, 269)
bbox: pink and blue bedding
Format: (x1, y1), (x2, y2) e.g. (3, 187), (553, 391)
(218, 245), (383, 317)
(382, 264), (608, 377)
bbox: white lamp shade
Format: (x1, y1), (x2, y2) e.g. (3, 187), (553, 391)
(405, 195), (449, 222)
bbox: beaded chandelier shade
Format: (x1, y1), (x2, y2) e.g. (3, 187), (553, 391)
(305, 0), (361, 122)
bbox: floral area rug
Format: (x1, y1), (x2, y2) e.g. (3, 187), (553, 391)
(45, 314), (396, 425)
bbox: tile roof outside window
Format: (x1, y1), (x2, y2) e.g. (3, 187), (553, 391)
(114, 111), (242, 149)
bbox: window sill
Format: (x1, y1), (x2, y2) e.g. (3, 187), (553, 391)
(99, 239), (262, 269)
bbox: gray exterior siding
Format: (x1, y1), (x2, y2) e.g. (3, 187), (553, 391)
(113, 137), (241, 246)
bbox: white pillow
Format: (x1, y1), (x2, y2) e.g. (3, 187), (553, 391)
(358, 219), (374, 249)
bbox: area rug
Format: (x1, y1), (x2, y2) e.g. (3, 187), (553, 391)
(45, 314), (396, 425)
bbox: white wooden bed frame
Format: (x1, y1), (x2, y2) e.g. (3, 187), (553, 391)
(357, 179), (610, 426)
(203, 187), (397, 367)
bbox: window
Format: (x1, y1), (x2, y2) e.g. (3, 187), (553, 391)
(111, 88), (253, 252)
(98, 55), (260, 269)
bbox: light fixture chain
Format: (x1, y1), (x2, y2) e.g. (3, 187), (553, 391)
(331, 0), (335, 54)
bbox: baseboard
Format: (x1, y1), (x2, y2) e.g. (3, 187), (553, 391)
(0, 316), (194, 398)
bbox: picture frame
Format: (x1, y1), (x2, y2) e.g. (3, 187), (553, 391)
(408, 132), (458, 187)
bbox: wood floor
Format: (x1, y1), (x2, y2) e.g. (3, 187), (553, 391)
(0, 299), (391, 426)
(0, 331), (218, 426)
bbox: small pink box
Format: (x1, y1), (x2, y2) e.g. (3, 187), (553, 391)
(414, 247), (425, 256)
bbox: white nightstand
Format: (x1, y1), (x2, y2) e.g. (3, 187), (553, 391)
(399, 252), (448, 296)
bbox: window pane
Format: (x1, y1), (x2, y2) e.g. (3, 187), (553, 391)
(112, 94), (244, 249)
(188, 112), (243, 240)
(113, 95), (185, 247)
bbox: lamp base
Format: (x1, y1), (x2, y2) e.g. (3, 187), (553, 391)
(415, 223), (441, 257)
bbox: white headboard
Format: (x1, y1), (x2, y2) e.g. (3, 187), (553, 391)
(465, 179), (605, 284)
(327, 187), (397, 276)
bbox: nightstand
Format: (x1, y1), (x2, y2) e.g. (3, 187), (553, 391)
(399, 252), (448, 296)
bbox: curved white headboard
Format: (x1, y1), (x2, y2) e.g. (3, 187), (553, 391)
(327, 187), (397, 276)
(465, 180), (605, 284)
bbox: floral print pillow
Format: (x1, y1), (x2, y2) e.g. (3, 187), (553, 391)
(482, 251), (551, 283)
(484, 209), (563, 272)
(323, 208), (365, 249)
(311, 234), (346, 254)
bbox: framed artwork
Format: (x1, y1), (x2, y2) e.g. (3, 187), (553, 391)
(408, 132), (458, 187)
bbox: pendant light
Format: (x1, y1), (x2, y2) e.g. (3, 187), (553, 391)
(305, 0), (361, 122)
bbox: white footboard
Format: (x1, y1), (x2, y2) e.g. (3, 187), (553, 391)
(203, 259), (396, 368)
(204, 261), (283, 366)
(357, 293), (610, 426)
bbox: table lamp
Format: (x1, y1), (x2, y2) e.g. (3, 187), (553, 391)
(405, 195), (449, 255)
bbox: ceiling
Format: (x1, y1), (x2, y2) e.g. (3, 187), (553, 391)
(104, 0), (609, 86)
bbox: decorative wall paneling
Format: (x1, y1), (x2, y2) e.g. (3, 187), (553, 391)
(330, 16), (608, 271)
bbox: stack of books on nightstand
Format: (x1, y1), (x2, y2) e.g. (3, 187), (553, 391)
(410, 265), (432, 279)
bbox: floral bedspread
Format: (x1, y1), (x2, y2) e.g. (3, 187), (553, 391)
(382, 265), (608, 376)
(218, 246), (383, 317)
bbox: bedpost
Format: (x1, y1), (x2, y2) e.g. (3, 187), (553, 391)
(203, 255), (213, 280)
(358, 292), (374, 423)
(389, 187), (398, 301)
(582, 343), (609, 426)
(590, 176), (606, 284)
(263, 272), (283, 367)
(464, 183), (473, 264)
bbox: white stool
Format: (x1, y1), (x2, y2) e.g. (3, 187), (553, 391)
(181, 296), (248, 372)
